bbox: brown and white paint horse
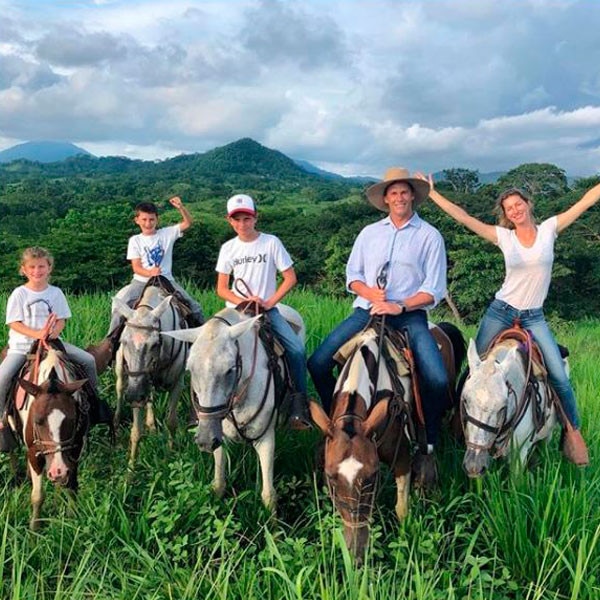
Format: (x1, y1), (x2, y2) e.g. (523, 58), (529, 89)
(309, 321), (465, 563)
(12, 347), (89, 529)
(113, 285), (188, 467)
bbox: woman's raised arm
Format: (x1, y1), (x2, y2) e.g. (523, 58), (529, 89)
(415, 173), (498, 244)
(556, 181), (600, 233)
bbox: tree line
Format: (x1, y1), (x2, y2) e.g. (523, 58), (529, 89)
(1, 152), (599, 323)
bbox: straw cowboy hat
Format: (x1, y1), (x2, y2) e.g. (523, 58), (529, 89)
(366, 167), (431, 212)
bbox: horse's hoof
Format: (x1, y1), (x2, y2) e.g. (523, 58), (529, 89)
(412, 452), (438, 492)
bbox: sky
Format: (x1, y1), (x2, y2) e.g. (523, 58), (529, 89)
(1, 0), (600, 178)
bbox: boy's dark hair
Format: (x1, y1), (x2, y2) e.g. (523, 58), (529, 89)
(135, 202), (159, 216)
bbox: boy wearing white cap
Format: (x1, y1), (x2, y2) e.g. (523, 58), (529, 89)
(215, 194), (310, 430)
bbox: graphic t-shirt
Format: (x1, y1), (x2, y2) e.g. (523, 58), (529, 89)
(5, 285), (71, 354)
(215, 233), (293, 306)
(127, 225), (182, 282)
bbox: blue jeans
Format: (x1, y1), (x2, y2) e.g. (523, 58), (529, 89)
(475, 298), (580, 428)
(308, 308), (449, 445)
(266, 307), (307, 395)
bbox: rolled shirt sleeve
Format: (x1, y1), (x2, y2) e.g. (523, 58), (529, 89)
(345, 213), (447, 310)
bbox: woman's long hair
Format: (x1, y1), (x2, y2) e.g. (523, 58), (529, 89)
(494, 188), (535, 229)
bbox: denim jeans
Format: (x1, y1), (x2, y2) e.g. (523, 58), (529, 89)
(475, 298), (580, 428)
(266, 307), (307, 395)
(308, 308), (449, 444)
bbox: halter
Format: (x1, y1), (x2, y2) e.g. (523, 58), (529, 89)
(121, 302), (187, 379)
(192, 313), (277, 443)
(461, 341), (549, 457)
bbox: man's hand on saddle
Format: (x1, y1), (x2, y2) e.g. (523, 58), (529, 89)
(370, 301), (404, 316)
(148, 266), (162, 277)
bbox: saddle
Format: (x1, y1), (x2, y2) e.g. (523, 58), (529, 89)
(235, 300), (294, 413)
(141, 276), (197, 327)
(485, 323), (557, 432)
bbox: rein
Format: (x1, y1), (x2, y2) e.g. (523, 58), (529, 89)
(462, 325), (553, 455)
(193, 311), (277, 443)
(122, 301), (188, 379)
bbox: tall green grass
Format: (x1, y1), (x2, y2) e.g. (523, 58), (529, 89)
(0, 288), (598, 599)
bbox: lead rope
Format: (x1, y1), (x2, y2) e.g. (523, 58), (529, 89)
(30, 313), (57, 385)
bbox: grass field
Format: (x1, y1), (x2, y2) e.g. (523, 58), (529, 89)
(0, 289), (598, 599)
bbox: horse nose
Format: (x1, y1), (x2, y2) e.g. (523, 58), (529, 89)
(48, 462), (69, 483)
(463, 449), (488, 478)
(194, 431), (222, 452)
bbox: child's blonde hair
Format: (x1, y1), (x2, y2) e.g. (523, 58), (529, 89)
(19, 246), (54, 274)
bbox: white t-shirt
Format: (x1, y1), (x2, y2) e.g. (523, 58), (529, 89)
(216, 233), (293, 307)
(127, 224), (182, 282)
(5, 284), (71, 355)
(494, 216), (557, 310)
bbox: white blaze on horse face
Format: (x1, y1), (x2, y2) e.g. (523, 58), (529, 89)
(46, 408), (69, 473)
(337, 455), (364, 487)
(47, 407), (66, 442)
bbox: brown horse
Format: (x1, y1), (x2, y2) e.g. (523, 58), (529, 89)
(309, 320), (465, 563)
(11, 348), (90, 529)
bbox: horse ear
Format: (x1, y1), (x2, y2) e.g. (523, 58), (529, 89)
(150, 296), (173, 320)
(18, 378), (41, 397)
(308, 399), (333, 437)
(113, 297), (135, 320)
(162, 328), (202, 343)
(363, 398), (389, 437)
(467, 338), (482, 370)
(498, 345), (521, 375)
(228, 315), (262, 340)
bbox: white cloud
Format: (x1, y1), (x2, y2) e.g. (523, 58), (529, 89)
(0, 0), (599, 177)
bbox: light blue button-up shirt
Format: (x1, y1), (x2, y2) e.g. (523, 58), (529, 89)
(346, 212), (447, 310)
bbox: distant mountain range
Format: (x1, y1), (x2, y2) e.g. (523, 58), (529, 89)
(0, 141), (91, 163)
(0, 138), (509, 184)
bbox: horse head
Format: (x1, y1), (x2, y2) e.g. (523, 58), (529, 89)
(310, 396), (389, 563)
(19, 369), (88, 485)
(163, 309), (262, 452)
(114, 294), (173, 403)
(461, 338), (523, 477)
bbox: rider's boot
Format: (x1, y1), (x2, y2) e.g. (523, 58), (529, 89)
(288, 392), (312, 431)
(562, 428), (589, 466)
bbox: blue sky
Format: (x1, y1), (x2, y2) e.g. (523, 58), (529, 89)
(1, 0), (600, 177)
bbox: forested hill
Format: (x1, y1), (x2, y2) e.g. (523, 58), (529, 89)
(0, 140), (599, 322)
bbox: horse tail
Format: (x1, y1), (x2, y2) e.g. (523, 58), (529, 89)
(437, 322), (466, 375)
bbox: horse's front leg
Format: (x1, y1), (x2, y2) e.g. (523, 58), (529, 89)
(212, 445), (226, 498)
(254, 426), (276, 513)
(114, 355), (124, 428)
(145, 395), (156, 432)
(129, 406), (144, 468)
(165, 375), (184, 449)
(394, 471), (411, 520)
(29, 462), (44, 530)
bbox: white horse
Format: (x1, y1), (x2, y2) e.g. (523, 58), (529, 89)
(113, 285), (188, 466)
(163, 304), (305, 512)
(461, 338), (557, 477)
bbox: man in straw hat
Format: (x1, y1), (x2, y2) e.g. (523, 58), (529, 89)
(308, 167), (449, 487)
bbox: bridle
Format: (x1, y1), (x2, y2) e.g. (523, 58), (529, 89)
(121, 302), (187, 378)
(192, 314), (277, 442)
(461, 380), (516, 455)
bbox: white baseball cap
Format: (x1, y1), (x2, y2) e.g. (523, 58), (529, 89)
(227, 194), (256, 217)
